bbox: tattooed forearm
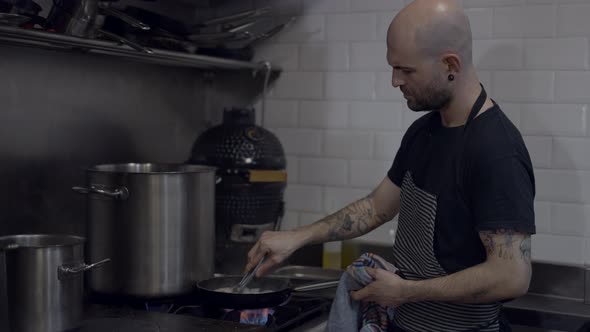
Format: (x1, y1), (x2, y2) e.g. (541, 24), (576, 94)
(481, 229), (515, 259)
(519, 237), (531, 261)
(342, 215), (353, 232)
(480, 232), (495, 256)
(480, 229), (532, 262)
(315, 192), (392, 242)
(357, 219), (370, 235)
(471, 289), (489, 303)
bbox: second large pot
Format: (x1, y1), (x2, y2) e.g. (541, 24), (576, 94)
(0, 234), (109, 332)
(73, 163), (216, 298)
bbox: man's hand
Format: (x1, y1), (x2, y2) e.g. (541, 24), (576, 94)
(245, 230), (305, 277)
(350, 267), (412, 307)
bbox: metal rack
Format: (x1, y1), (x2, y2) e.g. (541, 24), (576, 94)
(0, 25), (279, 72)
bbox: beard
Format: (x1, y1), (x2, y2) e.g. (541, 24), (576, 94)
(404, 75), (452, 112)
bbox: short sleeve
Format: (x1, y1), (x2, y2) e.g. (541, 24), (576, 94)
(468, 155), (536, 234)
(387, 112), (434, 187)
(387, 140), (407, 187)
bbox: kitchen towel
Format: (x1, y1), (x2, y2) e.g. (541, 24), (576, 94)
(326, 253), (396, 332)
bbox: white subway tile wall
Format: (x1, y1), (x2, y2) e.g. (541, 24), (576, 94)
(524, 38), (588, 70)
(299, 43), (349, 71)
(472, 39), (524, 69)
(256, 0), (590, 260)
(299, 158), (349, 185)
(324, 72), (376, 99)
(350, 42), (389, 71)
(349, 102), (403, 130)
(534, 202), (551, 234)
(281, 212), (301, 231)
(349, 160), (391, 187)
(523, 136), (552, 169)
(299, 212), (328, 227)
(324, 130), (374, 159)
(465, 8), (494, 39)
(325, 14), (378, 41)
(324, 187), (372, 213)
(299, 100), (349, 128)
(286, 156), (299, 183)
(254, 44), (299, 71)
(263, 100), (299, 127)
(493, 5), (556, 38)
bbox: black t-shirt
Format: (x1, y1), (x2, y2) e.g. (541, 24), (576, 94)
(387, 104), (536, 273)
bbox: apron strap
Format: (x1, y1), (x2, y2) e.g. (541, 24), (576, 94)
(455, 83), (489, 202)
(465, 83), (488, 131)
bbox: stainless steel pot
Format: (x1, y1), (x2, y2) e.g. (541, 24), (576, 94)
(73, 163), (216, 298)
(0, 234), (110, 332)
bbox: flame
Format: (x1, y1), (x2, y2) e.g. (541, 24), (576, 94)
(239, 308), (275, 325)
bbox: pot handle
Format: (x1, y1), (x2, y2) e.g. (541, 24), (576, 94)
(292, 280), (340, 292)
(72, 185), (129, 200)
(58, 258), (111, 281)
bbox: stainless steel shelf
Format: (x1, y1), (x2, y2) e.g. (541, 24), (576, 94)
(0, 25), (278, 72)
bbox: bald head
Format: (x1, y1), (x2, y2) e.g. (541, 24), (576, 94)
(388, 0), (472, 64)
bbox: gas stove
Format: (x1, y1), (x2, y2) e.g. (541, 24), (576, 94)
(73, 292), (332, 332)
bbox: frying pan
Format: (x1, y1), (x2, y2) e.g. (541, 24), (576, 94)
(196, 276), (339, 309)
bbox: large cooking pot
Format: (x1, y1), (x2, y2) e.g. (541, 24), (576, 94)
(73, 163), (216, 298)
(0, 234), (110, 332)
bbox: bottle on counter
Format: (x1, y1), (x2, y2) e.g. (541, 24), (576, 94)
(322, 241), (342, 269)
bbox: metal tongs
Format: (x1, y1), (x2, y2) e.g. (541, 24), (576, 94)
(234, 255), (266, 294)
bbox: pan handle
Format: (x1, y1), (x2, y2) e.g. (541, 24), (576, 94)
(292, 280), (340, 292)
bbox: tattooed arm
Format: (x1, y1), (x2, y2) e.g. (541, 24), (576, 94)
(395, 229), (532, 304)
(245, 177), (401, 276)
(300, 177), (401, 245)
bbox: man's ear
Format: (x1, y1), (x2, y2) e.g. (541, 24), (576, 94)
(441, 53), (462, 74)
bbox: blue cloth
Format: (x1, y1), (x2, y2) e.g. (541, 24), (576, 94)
(326, 253), (396, 332)
(326, 271), (363, 332)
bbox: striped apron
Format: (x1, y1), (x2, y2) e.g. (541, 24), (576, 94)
(392, 86), (501, 332)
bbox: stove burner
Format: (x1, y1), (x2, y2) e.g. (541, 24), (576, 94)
(237, 308), (275, 325)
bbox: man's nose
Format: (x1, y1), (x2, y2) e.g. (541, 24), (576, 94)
(391, 72), (404, 88)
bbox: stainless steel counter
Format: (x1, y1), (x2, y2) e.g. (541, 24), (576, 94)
(64, 264), (590, 332)
(272, 264), (590, 332)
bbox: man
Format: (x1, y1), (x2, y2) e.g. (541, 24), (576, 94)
(245, 0), (535, 330)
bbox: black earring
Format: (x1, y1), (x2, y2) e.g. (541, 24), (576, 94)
(448, 74), (455, 81)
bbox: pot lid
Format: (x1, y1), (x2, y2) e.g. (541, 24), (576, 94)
(0, 234), (85, 250)
(86, 163), (217, 174)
